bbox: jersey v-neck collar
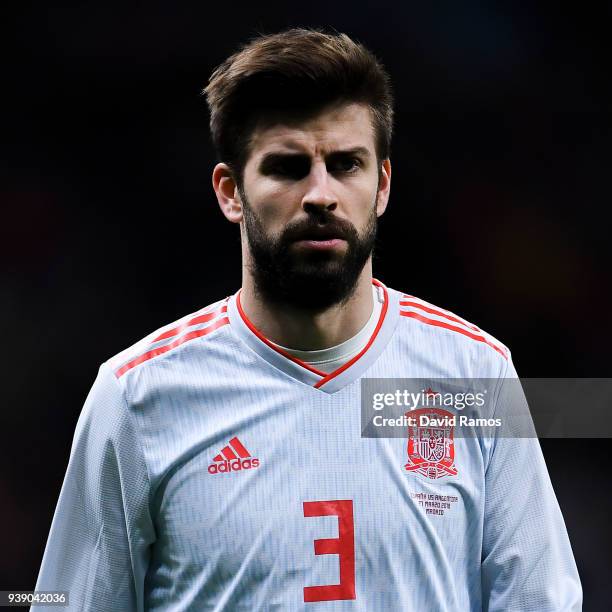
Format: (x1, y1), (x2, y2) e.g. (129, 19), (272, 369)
(227, 279), (400, 394)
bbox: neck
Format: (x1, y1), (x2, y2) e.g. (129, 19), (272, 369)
(239, 261), (375, 351)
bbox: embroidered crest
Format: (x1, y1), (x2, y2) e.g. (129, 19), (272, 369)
(405, 408), (458, 480)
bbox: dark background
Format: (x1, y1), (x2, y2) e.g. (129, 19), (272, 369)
(2, 1), (610, 608)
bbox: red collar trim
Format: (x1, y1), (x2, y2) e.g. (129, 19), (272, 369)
(235, 291), (328, 377)
(235, 279), (389, 387)
(315, 278), (388, 388)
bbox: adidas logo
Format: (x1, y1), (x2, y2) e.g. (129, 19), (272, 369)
(208, 436), (260, 475)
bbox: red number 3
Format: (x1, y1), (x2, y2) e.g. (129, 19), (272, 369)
(303, 499), (356, 602)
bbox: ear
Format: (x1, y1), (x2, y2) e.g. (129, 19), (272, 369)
(375, 158), (391, 217)
(212, 163), (243, 224)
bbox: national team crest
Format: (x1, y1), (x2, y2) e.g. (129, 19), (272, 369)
(405, 408), (458, 480)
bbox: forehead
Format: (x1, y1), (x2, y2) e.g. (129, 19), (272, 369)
(247, 103), (376, 159)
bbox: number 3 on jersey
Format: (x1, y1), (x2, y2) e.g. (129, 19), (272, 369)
(303, 500), (356, 602)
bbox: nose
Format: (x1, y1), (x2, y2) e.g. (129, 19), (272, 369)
(301, 160), (337, 214)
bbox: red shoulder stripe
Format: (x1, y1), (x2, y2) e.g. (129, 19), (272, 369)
(399, 310), (507, 359)
(399, 300), (480, 332)
(115, 315), (229, 378)
(152, 303), (228, 342)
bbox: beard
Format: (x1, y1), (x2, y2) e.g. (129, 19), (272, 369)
(239, 186), (378, 311)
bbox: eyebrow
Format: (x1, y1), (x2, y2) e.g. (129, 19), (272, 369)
(326, 146), (372, 160)
(258, 146), (372, 171)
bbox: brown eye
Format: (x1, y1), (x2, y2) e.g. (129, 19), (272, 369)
(329, 157), (361, 174)
(272, 157), (310, 179)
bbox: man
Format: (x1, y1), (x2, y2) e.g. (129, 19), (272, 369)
(35, 29), (582, 610)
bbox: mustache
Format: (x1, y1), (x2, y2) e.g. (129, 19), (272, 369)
(280, 216), (358, 243)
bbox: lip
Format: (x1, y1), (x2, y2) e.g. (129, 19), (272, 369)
(293, 238), (346, 250)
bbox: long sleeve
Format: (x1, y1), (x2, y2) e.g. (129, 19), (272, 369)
(481, 359), (582, 611)
(33, 364), (155, 611)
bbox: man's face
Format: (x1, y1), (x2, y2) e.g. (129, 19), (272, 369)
(236, 102), (390, 310)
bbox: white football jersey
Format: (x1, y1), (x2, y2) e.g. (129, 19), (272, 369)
(34, 279), (582, 611)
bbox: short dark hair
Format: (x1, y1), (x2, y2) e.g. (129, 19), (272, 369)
(203, 28), (394, 183)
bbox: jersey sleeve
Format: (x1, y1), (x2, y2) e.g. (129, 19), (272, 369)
(481, 357), (582, 611)
(33, 363), (155, 611)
